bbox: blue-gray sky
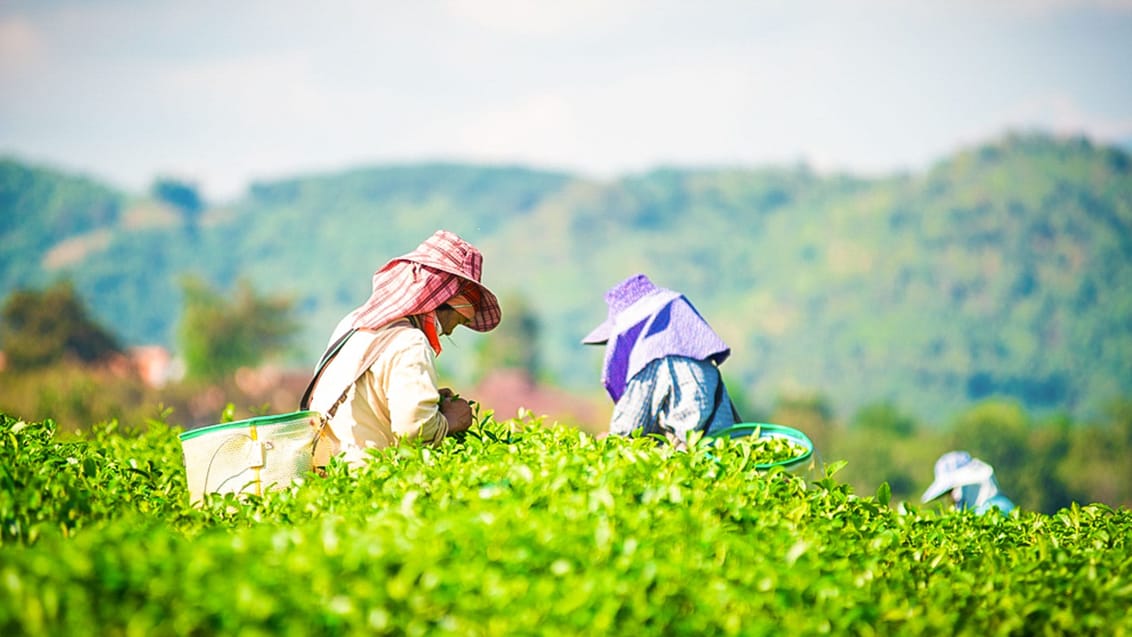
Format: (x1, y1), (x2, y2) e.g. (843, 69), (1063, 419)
(2, 0), (1130, 200)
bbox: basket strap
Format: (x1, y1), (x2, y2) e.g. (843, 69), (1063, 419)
(302, 328), (362, 472)
(299, 328), (359, 410)
(326, 386), (351, 420)
(309, 378), (354, 470)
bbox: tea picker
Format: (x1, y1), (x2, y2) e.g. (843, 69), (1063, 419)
(179, 230), (502, 502)
(581, 273), (741, 448)
(921, 450), (1015, 515)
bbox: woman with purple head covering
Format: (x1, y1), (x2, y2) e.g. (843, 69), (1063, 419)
(583, 274), (740, 448)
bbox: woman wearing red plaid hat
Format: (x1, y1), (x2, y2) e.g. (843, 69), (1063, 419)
(302, 230), (502, 466)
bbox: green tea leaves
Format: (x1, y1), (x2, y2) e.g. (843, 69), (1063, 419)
(1, 411), (1131, 635)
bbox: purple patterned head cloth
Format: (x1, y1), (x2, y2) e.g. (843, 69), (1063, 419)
(582, 274), (731, 402)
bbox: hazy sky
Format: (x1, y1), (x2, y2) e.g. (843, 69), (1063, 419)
(2, 0), (1130, 200)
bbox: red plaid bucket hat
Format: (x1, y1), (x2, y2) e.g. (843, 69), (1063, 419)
(350, 230), (501, 332)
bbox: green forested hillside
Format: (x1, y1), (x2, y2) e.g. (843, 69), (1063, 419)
(479, 134), (1132, 423)
(1, 133), (1129, 425)
(0, 159), (123, 291)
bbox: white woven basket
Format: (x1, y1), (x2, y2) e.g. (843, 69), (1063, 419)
(179, 410), (323, 503)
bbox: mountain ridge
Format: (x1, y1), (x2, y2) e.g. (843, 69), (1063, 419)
(2, 131), (1129, 425)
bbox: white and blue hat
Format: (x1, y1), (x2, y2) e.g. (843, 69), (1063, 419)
(921, 451), (994, 503)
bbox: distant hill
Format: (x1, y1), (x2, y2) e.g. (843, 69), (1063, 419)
(0, 158), (123, 291)
(1, 132), (1130, 425)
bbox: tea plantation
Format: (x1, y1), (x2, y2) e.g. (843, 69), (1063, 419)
(2, 411), (1130, 636)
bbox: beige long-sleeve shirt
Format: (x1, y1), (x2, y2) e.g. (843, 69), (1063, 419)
(308, 318), (448, 466)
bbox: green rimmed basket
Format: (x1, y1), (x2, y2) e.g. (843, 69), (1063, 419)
(178, 410), (323, 503)
(707, 422), (815, 469)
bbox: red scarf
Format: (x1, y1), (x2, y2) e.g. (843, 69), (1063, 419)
(412, 312), (443, 356)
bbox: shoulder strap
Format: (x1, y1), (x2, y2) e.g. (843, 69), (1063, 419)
(299, 328), (359, 410)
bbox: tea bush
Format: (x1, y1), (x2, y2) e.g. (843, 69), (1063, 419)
(1, 411), (1130, 635)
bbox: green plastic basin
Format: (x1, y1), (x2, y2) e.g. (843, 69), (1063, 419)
(707, 422), (815, 469)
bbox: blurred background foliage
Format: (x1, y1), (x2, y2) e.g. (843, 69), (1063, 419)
(0, 281), (122, 371)
(1, 131), (1131, 513)
(177, 276), (298, 381)
(3, 132), (1128, 426)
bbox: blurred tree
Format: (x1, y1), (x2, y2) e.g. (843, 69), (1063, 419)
(1058, 399), (1132, 508)
(475, 293), (540, 382)
(835, 401), (923, 503)
(946, 399), (1074, 512)
(770, 392), (835, 462)
(948, 399), (1030, 474)
(151, 178), (204, 235)
(833, 433), (920, 503)
(178, 277), (297, 381)
(850, 401), (916, 438)
(151, 179), (204, 219)
(0, 280), (122, 371)
(1018, 415), (1078, 513)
